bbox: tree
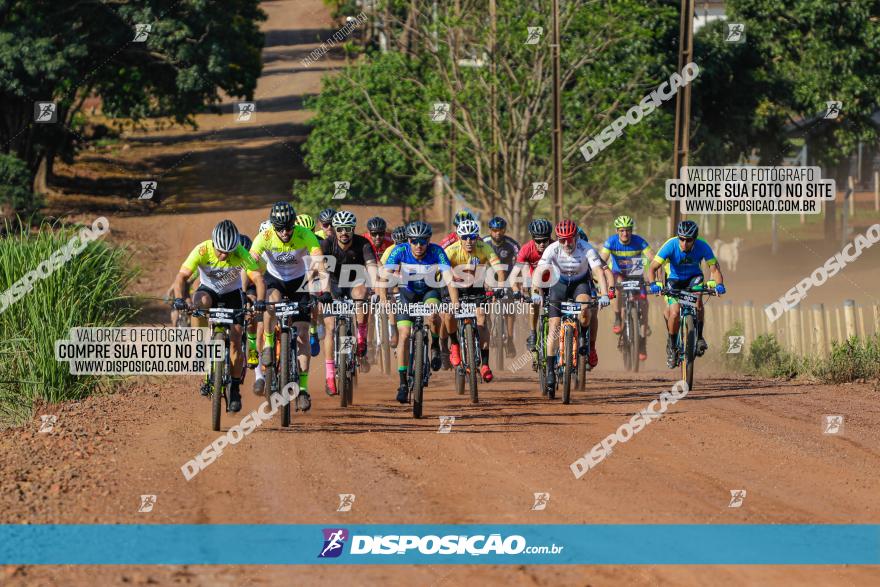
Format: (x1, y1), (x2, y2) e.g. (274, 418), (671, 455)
(0, 0), (266, 214)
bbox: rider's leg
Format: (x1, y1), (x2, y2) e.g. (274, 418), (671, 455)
(443, 312), (461, 366)
(395, 319), (412, 402)
(477, 309), (493, 380)
(612, 274), (623, 332)
(230, 323), (244, 379)
(353, 284), (369, 356)
(294, 318), (310, 391)
(665, 300), (681, 368)
(505, 312), (516, 357)
(322, 313), (337, 393)
(528, 300), (539, 349)
(261, 288), (281, 366)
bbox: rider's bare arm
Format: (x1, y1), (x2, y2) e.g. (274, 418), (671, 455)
(173, 268), (194, 300)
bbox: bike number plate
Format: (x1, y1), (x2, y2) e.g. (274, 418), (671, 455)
(275, 302), (300, 318)
(678, 292), (699, 307)
(455, 303), (477, 319)
(621, 279), (642, 292)
(208, 308), (234, 324)
(408, 303), (434, 316)
(560, 301), (582, 315)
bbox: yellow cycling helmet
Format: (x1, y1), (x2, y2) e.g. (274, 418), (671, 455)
(295, 213), (316, 231)
(613, 215), (634, 229)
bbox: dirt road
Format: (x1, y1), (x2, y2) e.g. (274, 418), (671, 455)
(5, 0), (880, 585)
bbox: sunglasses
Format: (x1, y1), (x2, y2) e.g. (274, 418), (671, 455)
(534, 238), (549, 245)
(678, 236), (695, 243)
(460, 234), (479, 241)
(559, 237), (575, 245)
(409, 238), (428, 246)
(335, 226), (354, 234)
(370, 231), (385, 238)
(276, 226), (293, 233)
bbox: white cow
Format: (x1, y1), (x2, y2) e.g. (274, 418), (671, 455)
(713, 237), (742, 272)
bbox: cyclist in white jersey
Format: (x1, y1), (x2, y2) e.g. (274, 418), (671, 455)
(531, 220), (609, 392)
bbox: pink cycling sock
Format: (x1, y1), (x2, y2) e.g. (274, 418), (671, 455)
(357, 322), (368, 342)
(325, 359), (336, 380)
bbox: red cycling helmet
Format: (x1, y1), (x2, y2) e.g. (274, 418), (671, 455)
(555, 219), (577, 239)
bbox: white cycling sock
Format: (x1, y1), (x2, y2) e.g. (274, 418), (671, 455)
(255, 364), (264, 380)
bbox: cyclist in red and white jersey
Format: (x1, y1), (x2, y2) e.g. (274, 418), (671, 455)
(532, 220), (610, 392)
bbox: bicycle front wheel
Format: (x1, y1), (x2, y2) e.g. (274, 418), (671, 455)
(412, 328), (425, 418)
(562, 325), (573, 404)
(465, 322), (479, 404)
(629, 303), (640, 374)
(278, 330), (291, 427)
(682, 314), (696, 390)
(211, 332), (225, 431)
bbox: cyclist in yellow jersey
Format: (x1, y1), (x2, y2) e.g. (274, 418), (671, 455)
(315, 208), (336, 240)
(249, 201), (327, 411)
(173, 220), (265, 413)
(442, 219), (505, 382)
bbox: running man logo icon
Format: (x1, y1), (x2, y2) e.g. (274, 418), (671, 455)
(726, 335), (745, 354)
(822, 415), (844, 435)
(139, 181), (157, 200)
(526, 27), (543, 45)
(236, 102), (256, 122)
(438, 415), (455, 433)
(530, 182), (548, 201)
(333, 181), (350, 199)
(531, 492), (550, 511)
(38, 415), (57, 433)
(824, 101), (842, 119)
(34, 102), (57, 123)
(133, 24), (152, 42)
(138, 494), (157, 512)
(728, 489), (746, 508)
(725, 23), (745, 43)
(318, 528), (349, 558)
(337, 494), (355, 512)
(431, 102), (450, 122)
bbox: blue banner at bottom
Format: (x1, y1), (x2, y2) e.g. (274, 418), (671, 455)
(2, 524), (878, 565)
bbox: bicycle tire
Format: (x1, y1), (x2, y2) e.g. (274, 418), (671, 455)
(278, 330), (291, 427)
(211, 332), (225, 431)
(465, 322), (479, 404)
(538, 315), (548, 396)
(562, 325), (573, 404)
(495, 313), (505, 372)
(338, 321), (351, 408)
(380, 312), (391, 375)
(577, 324), (587, 391)
(683, 314), (696, 390)
(412, 327), (425, 418)
(629, 303), (640, 374)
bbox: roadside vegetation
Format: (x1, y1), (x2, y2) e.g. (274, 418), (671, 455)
(0, 221), (137, 428)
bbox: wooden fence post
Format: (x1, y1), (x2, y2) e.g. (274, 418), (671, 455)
(743, 301), (755, 347)
(835, 306), (843, 343)
(790, 304), (802, 355)
(843, 299), (857, 339)
(812, 304), (828, 356)
(858, 306), (866, 341)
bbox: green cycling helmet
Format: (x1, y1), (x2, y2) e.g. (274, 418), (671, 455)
(295, 214), (315, 231)
(613, 215), (634, 229)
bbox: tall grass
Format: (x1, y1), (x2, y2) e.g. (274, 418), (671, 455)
(0, 220), (137, 427)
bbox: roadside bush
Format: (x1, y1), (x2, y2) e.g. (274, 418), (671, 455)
(814, 335), (880, 384)
(720, 322), (745, 371)
(0, 153), (41, 219)
(0, 220), (137, 427)
(747, 333), (804, 378)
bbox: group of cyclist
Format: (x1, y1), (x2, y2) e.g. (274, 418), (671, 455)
(172, 199), (726, 413)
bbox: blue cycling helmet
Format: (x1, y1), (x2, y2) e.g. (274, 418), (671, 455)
(488, 216), (507, 230)
(677, 220), (699, 239)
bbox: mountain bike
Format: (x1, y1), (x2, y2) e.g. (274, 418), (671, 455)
(552, 299), (599, 404)
(263, 298), (313, 427)
(372, 297), (392, 375)
(405, 302), (435, 419)
(191, 305), (249, 431)
(533, 292), (551, 397)
(450, 290), (497, 404)
(616, 279), (647, 372)
(661, 284), (718, 391)
(330, 296), (364, 408)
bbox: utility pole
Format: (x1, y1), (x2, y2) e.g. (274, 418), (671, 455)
(670, 0), (695, 233)
(449, 0), (461, 231)
(551, 0), (563, 223)
(489, 0), (498, 216)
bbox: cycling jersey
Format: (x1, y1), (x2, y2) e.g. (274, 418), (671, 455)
(444, 239), (500, 267)
(384, 243), (451, 294)
(439, 231), (459, 248)
(320, 234), (377, 280)
(516, 239), (544, 273)
(363, 232), (395, 259)
(601, 233), (654, 276)
(181, 240), (254, 295)
(380, 243), (401, 265)
(250, 225), (321, 281)
(654, 237), (717, 280)
(536, 240), (603, 281)
(482, 235), (519, 269)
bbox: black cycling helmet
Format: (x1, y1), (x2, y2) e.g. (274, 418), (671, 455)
(366, 216), (387, 233)
(406, 220), (432, 240)
(212, 220), (240, 253)
(453, 210), (475, 227)
(318, 208), (336, 224)
(238, 233), (253, 251)
(270, 201), (296, 230)
(528, 218), (553, 239)
(488, 216), (507, 230)
(677, 219), (699, 239)
(391, 225), (406, 244)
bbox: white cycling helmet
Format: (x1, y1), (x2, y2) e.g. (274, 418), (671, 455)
(332, 210), (357, 228)
(456, 218), (480, 238)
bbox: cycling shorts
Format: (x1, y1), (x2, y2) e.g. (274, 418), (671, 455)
(665, 274), (705, 305)
(395, 287), (442, 325)
(547, 274), (595, 318)
(264, 273), (312, 321)
(195, 285), (245, 310)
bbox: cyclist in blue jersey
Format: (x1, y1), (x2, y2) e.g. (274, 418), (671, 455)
(599, 215), (655, 361)
(384, 221), (460, 403)
(646, 220), (726, 368)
